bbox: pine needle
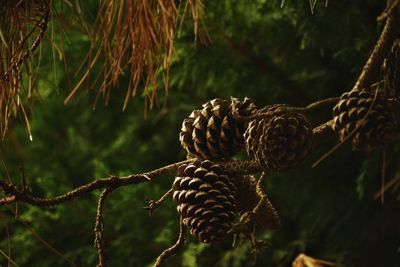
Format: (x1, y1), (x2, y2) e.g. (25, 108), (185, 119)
(374, 174), (400, 200)
(66, 0), (206, 110)
(0, 0), (50, 138)
(309, 0), (317, 14)
(380, 145), (387, 203)
(0, 249), (19, 267)
(6, 207), (80, 267)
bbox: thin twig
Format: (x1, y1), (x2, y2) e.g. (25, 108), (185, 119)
(144, 188), (174, 215)
(94, 188), (115, 267)
(0, 160), (192, 207)
(18, 165), (27, 193)
(5, 224), (12, 267)
(0, 249), (19, 267)
(304, 97), (340, 112)
(153, 216), (186, 267)
(377, 0), (400, 22)
(381, 146), (387, 203)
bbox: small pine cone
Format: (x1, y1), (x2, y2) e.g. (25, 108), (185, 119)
(244, 107), (313, 172)
(173, 160), (238, 243)
(332, 90), (396, 152)
(235, 175), (280, 230)
(383, 39), (400, 100)
(180, 98), (257, 159)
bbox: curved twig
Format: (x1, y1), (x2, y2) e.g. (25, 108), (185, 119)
(304, 97), (340, 112)
(153, 216), (186, 267)
(144, 188), (174, 215)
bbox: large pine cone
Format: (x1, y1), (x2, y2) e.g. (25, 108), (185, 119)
(383, 39), (400, 100)
(332, 90), (396, 152)
(173, 160), (238, 243)
(235, 175), (280, 230)
(179, 98), (256, 159)
(244, 107), (313, 172)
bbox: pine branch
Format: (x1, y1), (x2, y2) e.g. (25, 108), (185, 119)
(353, 2), (400, 91)
(0, 160), (192, 207)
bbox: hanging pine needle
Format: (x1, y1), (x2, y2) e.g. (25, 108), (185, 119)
(0, 0), (50, 139)
(64, 0), (206, 110)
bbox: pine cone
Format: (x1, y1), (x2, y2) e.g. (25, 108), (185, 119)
(173, 160), (238, 243)
(180, 98), (256, 159)
(332, 90), (396, 152)
(244, 107), (313, 172)
(235, 175), (280, 230)
(383, 39), (400, 100)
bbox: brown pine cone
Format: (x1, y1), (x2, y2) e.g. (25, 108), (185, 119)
(173, 160), (238, 243)
(244, 107), (313, 172)
(179, 98), (256, 159)
(332, 90), (396, 152)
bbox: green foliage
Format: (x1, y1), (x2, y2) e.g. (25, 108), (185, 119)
(0, 1), (399, 267)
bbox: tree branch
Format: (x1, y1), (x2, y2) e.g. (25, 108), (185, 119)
(0, 160), (192, 207)
(353, 5), (400, 91)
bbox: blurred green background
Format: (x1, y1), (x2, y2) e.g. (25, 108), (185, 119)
(0, 0), (399, 266)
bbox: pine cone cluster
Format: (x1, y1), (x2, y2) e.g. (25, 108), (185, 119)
(383, 39), (400, 100)
(173, 160), (238, 243)
(177, 99), (311, 240)
(179, 98), (256, 159)
(244, 106), (314, 172)
(332, 89), (396, 152)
